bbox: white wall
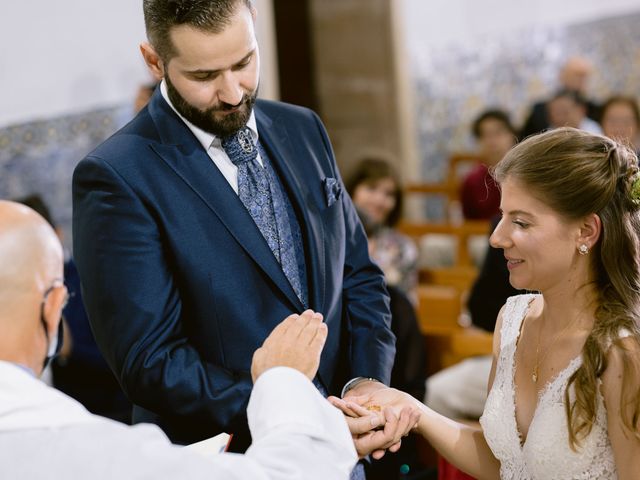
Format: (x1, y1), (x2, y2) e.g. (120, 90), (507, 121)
(0, 1), (148, 127)
(254, 0), (280, 101)
(0, 0), (279, 128)
(401, 0), (640, 76)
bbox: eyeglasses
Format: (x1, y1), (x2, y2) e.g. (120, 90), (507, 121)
(42, 279), (72, 310)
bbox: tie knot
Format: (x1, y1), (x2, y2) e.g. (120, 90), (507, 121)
(221, 127), (257, 166)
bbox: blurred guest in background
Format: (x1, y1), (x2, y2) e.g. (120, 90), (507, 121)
(547, 89), (602, 134)
(461, 110), (517, 220)
(521, 56), (600, 138)
(600, 95), (640, 155)
(346, 157), (419, 298)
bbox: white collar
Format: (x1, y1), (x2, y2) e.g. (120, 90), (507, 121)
(160, 80), (258, 151)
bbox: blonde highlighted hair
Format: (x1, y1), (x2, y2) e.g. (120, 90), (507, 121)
(493, 127), (640, 449)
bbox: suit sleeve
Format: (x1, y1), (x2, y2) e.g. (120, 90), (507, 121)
(310, 112), (396, 385)
(72, 156), (252, 431)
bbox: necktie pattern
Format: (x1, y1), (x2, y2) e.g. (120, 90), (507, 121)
(221, 127), (281, 263)
(221, 127), (307, 307)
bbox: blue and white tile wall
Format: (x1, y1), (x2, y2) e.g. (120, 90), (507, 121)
(410, 11), (640, 183)
(0, 106), (132, 251)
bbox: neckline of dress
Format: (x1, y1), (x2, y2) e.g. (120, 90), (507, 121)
(509, 295), (583, 449)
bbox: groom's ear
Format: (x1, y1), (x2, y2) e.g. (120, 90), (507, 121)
(140, 42), (165, 81)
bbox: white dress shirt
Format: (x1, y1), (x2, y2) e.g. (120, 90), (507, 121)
(0, 361), (357, 480)
(160, 80), (263, 194)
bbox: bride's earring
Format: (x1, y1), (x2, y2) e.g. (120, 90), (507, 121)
(578, 244), (589, 255)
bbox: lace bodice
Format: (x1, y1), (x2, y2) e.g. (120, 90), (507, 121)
(479, 294), (617, 479)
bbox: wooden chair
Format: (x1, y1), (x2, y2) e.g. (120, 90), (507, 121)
(416, 284), (462, 335)
(442, 328), (494, 368)
(398, 220), (490, 269)
(415, 285), (492, 476)
(404, 152), (483, 223)
(416, 285), (493, 370)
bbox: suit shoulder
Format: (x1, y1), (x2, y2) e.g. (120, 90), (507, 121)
(83, 110), (160, 167)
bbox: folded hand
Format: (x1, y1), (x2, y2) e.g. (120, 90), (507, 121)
(329, 391), (420, 459)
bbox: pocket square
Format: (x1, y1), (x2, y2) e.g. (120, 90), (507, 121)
(323, 177), (342, 207)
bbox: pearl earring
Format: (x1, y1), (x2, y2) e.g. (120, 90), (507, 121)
(578, 244), (589, 255)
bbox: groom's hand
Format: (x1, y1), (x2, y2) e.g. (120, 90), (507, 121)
(329, 394), (420, 459)
(344, 379), (386, 399)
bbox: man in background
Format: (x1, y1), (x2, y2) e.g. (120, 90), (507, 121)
(546, 89), (602, 134)
(521, 56), (600, 138)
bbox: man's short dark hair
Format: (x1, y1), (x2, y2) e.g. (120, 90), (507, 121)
(143, 0), (253, 62)
(550, 88), (587, 107)
(472, 109), (517, 139)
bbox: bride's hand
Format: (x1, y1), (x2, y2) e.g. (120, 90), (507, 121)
(332, 387), (421, 419)
(328, 390), (420, 459)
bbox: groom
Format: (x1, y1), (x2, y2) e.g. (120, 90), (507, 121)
(72, 0), (397, 463)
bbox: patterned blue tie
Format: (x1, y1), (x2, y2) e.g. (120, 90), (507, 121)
(221, 127), (307, 307)
(350, 463), (366, 480)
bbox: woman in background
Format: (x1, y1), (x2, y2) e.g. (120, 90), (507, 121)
(461, 109), (517, 220)
(346, 157), (418, 297)
(600, 95), (640, 156)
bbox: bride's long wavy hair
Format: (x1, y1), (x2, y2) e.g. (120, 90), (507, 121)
(493, 127), (640, 449)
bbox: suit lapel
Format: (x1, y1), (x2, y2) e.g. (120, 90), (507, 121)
(147, 91), (304, 311)
(256, 107), (326, 313)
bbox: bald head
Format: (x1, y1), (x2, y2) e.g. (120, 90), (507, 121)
(0, 201), (67, 374)
(559, 56), (593, 93)
(0, 201), (63, 308)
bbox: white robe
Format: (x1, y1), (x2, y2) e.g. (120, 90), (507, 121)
(0, 361), (357, 479)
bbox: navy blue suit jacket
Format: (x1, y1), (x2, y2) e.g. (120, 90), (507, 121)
(72, 90), (395, 448)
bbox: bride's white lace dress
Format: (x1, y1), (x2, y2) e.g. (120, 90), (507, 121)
(479, 294), (617, 479)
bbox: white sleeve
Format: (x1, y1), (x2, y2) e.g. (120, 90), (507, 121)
(229, 366), (358, 480)
(1, 368), (356, 480)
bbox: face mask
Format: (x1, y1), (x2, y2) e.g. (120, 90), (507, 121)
(40, 311), (64, 370)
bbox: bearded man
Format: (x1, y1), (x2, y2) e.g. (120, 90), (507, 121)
(72, 2), (397, 475)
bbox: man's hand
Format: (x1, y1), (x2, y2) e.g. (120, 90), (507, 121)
(340, 387), (421, 419)
(329, 392), (421, 459)
(251, 310), (327, 382)
(344, 379), (386, 399)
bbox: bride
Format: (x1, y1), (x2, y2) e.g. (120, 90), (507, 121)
(331, 128), (640, 479)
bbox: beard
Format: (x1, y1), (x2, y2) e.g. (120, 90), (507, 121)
(165, 74), (257, 138)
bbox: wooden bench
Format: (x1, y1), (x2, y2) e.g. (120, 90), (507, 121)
(405, 152), (484, 221)
(416, 285), (493, 371)
(398, 220), (490, 269)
